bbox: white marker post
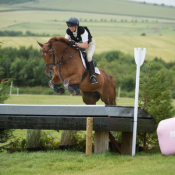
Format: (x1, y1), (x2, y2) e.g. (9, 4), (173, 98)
(10, 80), (13, 95)
(132, 48), (146, 156)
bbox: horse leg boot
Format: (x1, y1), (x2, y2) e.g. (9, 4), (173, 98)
(88, 61), (98, 84)
(48, 79), (65, 95)
(64, 78), (80, 95)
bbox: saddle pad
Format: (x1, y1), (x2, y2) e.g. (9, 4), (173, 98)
(157, 117), (175, 155)
(79, 51), (86, 68)
(79, 50), (100, 75)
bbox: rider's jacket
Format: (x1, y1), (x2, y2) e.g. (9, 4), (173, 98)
(65, 26), (92, 44)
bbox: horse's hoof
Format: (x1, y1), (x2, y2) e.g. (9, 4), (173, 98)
(53, 87), (65, 95)
(71, 89), (80, 95)
(75, 89), (80, 95)
(72, 91), (77, 95)
(56, 88), (65, 95)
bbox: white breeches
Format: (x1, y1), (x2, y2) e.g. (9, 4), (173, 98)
(85, 38), (96, 62)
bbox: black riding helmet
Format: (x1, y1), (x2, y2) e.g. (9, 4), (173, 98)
(66, 17), (79, 27)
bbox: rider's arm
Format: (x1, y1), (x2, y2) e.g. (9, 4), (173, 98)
(75, 30), (88, 49)
(65, 33), (70, 40)
(76, 41), (88, 49)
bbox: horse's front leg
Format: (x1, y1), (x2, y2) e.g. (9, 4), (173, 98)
(63, 75), (81, 95)
(48, 74), (65, 95)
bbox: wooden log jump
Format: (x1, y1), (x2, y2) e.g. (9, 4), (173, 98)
(0, 104), (156, 155)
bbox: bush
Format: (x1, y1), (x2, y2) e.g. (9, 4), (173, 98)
(0, 129), (14, 143)
(0, 42), (14, 143)
(70, 132), (88, 152)
(40, 131), (60, 150)
(138, 63), (175, 149)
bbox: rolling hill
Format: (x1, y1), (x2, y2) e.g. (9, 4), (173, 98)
(0, 0), (175, 62)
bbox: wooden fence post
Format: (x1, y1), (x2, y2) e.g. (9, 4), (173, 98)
(86, 117), (93, 155)
(94, 131), (109, 153)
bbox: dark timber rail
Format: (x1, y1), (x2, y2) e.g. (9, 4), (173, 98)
(0, 104), (156, 154)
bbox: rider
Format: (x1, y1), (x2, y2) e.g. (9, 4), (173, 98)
(65, 17), (98, 84)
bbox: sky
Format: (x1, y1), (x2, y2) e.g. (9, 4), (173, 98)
(130, 0), (175, 6)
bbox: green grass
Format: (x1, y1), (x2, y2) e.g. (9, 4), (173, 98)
(0, 150), (175, 175)
(4, 94), (134, 105)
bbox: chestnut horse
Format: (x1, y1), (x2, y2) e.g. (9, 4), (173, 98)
(38, 36), (116, 105)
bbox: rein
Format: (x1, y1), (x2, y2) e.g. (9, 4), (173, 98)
(55, 46), (77, 82)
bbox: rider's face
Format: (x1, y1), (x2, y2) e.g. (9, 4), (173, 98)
(69, 26), (77, 32)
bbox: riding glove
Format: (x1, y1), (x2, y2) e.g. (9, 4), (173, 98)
(69, 40), (76, 46)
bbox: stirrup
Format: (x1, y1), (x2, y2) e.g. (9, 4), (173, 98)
(90, 75), (98, 84)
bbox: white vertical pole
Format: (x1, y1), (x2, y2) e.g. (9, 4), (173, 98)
(132, 48), (146, 156)
(17, 87), (19, 96)
(10, 81), (13, 95)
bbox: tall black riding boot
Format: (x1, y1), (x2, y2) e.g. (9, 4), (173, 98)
(88, 61), (98, 84)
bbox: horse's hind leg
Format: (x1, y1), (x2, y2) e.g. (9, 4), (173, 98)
(82, 92), (101, 105)
(100, 84), (116, 105)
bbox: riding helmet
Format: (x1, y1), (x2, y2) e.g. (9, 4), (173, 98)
(66, 17), (79, 27)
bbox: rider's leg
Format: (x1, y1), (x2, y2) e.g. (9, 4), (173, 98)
(85, 39), (98, 84)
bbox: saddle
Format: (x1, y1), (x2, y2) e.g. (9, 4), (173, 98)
(81, 51), (97, 68)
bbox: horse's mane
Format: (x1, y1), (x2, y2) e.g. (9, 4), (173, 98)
(48, 36), (69, 45)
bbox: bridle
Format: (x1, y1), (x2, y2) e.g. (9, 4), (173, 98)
(45, 43), (77, 82)
(45, 51), (56, 71)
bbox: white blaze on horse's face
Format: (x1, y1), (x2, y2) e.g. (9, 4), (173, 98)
(45, 53), (47, 56)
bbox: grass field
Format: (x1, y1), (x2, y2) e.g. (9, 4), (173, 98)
(1, 34), (175, 62)
(4, 94), (134, 105)
(1, 1), (175, 62)
(1, 0), (175, 20)
(0, 150), (175, 175)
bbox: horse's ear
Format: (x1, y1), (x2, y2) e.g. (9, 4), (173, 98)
(37, 41), (44, 48)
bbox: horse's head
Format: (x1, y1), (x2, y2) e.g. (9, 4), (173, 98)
(37, 41), (55, 78)
(47, 37), (70, 63)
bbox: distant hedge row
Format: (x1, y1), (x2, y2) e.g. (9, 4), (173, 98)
(0, 0), (36, 4)
(0, 30), (50, 37)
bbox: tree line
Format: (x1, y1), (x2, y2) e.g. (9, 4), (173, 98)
(0, 30), (51, 37)
(1, 46), (175, 97)
(0, 0), (36, 4)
